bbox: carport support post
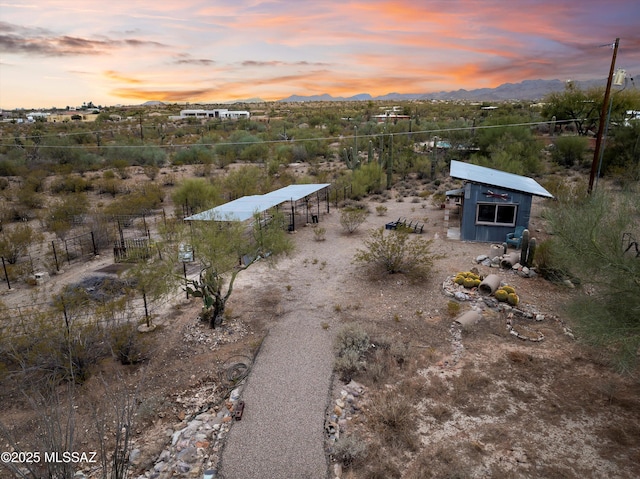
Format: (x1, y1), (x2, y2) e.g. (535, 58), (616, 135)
(2, 257), (10, 290)
(290, 202), (295, 231)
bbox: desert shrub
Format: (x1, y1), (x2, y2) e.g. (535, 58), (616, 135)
(95, 178), (121, 197)
(446, 300), (461, 318)
(46, 193), (90, 239)
(351, 162), (384, 197)
(375, 205), (388, 216)
(49, 175), (92, 194)
(339, 206), (368, 234)
(7, 319), (107, 384)
(404, 445), (470, 479)
(545, 190), (640, 371)
(173, 145), (216, 165)
(368, 389), (419, 451)
(540, 175), (588, 203)
(16, 186), (45, 209)
(354, 227), (436, 279)
(143, 165), (160, 180)
(105, 144), (167, 167)
(104, 184), (164, 216)
(0, 157), (23, 176)
(109, 323), (150, 365)
(313, 226), (326, 241)
(334, 323), (370, 381)
(332, 434), (367, 467)
(0, 224), (41, 264)
(335, 323), (370, 357)
(551, 136), (589, 167)
(172, 178), (222, 215)
(223, 165), (267, 199)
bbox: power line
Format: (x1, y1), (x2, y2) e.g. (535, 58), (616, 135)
(0, 118), (578, 151)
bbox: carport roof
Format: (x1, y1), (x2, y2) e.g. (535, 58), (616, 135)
(449, 160), (553, 198)
(184, 183), (330, 222)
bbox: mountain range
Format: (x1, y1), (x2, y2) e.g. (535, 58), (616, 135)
(276, 78), (606, 103)
(138, 78), (607, 107)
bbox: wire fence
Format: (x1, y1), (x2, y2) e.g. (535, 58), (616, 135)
(0, 210), (169, 290)
(0, 261), (201, 341)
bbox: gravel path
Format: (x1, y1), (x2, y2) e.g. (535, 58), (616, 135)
(219, 222), (348, 479)
(220, 306), (335, 478)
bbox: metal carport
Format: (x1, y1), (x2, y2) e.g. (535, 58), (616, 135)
(184, 184), (331, 230)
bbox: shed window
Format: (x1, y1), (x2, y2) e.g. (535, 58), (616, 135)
(476, 203), (517, 226)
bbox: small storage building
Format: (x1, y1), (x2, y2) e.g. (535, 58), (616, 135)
(446, 160), (553, 242)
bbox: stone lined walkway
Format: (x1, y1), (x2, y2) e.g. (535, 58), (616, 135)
(219, 300), (335, 478)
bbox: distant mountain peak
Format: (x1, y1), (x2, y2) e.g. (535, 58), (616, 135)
(277, 78), (605, 103)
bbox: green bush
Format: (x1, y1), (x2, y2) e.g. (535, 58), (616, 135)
(339, 206), (369, 234)
(551, 136), (589, 167)
(171, 178), (222, 214)
(49, 175), (92, 194)
(354, 227), (436, 279)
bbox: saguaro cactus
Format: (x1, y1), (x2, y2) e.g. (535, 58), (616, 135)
(520, 229), (530, 266)
(525, 237), (537, 268)
(343, 147), (359, 170)
(367, 140), (373, 164)
(386, 141), (393, 189)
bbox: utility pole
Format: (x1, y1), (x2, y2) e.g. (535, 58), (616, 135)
(589, 38), (619, 194)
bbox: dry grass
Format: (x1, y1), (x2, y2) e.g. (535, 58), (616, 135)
(367, 389), (420, 452)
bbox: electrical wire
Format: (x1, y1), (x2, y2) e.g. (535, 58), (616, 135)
(0, 118), (579, 150)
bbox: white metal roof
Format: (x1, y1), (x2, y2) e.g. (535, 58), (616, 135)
(449, 160), (553, 198)
(185, 183), (330, 222)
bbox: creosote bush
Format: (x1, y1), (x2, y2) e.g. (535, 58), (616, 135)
(353, 227), (436, 279)
(340, 206), (369, 234)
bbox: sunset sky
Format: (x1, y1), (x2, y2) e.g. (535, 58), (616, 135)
(1, 0), (639, 109)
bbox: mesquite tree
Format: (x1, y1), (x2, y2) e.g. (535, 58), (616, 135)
(185, 212), (292, 328)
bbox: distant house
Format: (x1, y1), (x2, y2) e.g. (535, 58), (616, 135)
(446, 160), (553, 242)
(169, 109), (250, 121)
(47, 111), (99, 122)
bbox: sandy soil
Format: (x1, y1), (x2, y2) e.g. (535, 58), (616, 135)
(1, 172), (639, 478)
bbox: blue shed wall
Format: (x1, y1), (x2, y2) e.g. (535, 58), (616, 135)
(460, 183), (532, 242)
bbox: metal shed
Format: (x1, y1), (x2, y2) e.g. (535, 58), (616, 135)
(447, 161), (553, 242)
(184, 183), (330, 230)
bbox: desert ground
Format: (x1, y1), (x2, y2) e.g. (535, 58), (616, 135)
(1, 168), (639, 479)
